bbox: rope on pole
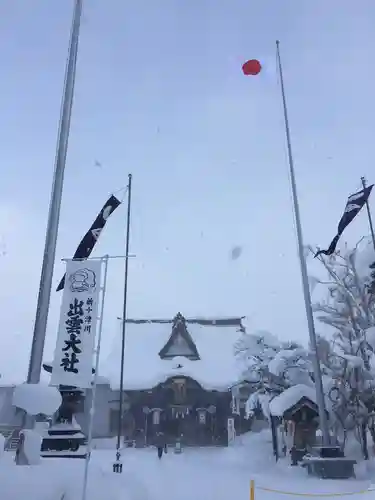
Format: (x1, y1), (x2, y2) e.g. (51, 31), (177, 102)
(250, 479), (375, 498)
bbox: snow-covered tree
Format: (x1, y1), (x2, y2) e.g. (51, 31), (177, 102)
(310, 240), (375, 456)
(367, 248), (375, 296)
(234, 330), (313, 420)
(311, 241), (375, 364)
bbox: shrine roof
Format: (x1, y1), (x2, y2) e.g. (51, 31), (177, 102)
(101, 315), (245, 391)
(269, 384), (317, 417)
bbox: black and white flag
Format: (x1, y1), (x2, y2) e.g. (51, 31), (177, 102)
(315, 185), (373, 258)
(56, 194), (122, 291)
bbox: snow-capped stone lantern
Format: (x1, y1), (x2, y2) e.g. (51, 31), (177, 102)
(40, 362), (88, 458)
(12, 382), (62, 465)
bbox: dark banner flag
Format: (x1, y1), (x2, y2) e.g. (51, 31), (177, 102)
(315, 185), (373, 258)
(56, 194), (122, 291)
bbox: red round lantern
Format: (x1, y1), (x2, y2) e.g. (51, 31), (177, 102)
(242, 59), (262, 76)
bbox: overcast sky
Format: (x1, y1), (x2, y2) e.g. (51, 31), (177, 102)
(0, 0), (374, 382)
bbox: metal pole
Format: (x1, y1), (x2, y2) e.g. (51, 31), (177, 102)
(116, 174), (133, 459)
(361, 177), (375, 252)
(145, 413), (148, 446)
(82, 256), (109, 500)
(27, 0), (83, 385)
(276, 40), (330, 445)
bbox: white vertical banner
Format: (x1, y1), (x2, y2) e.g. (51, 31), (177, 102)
(51, 259), (102, 388)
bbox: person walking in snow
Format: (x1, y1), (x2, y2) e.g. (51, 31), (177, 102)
(155, 431), (166, 459)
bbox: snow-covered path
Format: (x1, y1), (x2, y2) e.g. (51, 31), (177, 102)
(93, 448), (251, 500)
(1, 431), (375, 500)
(90, 446), (374, 500)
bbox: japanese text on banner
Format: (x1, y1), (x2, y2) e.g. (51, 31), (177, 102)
(51, 260), (102, 388)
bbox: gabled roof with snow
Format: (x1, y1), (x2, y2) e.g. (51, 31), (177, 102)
(158, 312), (200, 360)
(101, 314), (245, 391)
(269, 384), (317, 417)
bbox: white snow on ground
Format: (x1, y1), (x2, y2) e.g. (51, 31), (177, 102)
(1, 430), (375, 500)
(0, 451), (145, 500)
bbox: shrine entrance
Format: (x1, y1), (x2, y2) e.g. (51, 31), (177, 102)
(138, 374), (227, 447)
(160, 404), (217, 446)
(153, 377), (216, 446)
(162, 405), (194, 441)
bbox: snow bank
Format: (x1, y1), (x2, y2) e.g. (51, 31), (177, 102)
(0, 451), (145, 500)
(21, 429), (42, 465)
(269, 384), (317, 417)
(0, 457), (66, 500)
(13, 383), (62, 416)
(220, 429), (282, 474)
(222, 429), (375, 493)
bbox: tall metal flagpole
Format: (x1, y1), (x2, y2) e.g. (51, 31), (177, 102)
(115, 174), (133, 468)
(27, 0), (83, 385)
(82, 255), (109, 500)
(276, 40), (330, 446)
(361, 177), (375, 252)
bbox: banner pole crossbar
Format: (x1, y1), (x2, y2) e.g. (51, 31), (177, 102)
(61, 254), (136, 262)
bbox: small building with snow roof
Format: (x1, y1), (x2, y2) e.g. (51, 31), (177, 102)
(268, 384), (330, 461)
(87, 312), (246, 446)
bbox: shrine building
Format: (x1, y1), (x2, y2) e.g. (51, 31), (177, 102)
(87, 312), (248, 447)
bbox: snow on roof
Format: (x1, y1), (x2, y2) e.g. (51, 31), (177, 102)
(269, 384), (317, 417)
(101, 316), (244, 391)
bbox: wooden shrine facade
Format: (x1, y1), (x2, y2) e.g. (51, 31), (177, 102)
(107, 312), (243, 447)
(118, 376), (231, 447)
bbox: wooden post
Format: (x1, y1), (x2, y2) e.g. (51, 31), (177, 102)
(250, 479), (255, 500)
(270, 416), (279, 461)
